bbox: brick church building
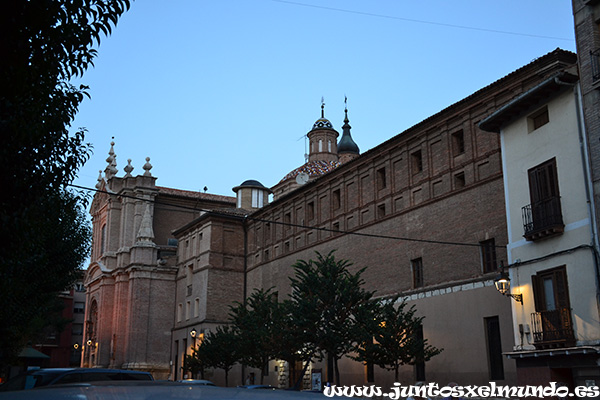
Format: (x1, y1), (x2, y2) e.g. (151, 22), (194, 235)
(84, 48), (584, 387)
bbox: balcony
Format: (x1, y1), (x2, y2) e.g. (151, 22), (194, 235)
(522, 197), (564, 241)
(531, 308), (575, 349)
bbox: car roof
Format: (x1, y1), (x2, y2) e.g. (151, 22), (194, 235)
(0, 382), (339, 399)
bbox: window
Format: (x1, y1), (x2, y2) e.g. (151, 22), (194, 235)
(252, 189), (263, 208)
(531, 266), (574, 346)
(412, 150), (423, 173)
(523, 158), (563, 240)
(451, 130), (465, 155)
(377, 167), (387, 190)
(319, 139), (323, 152)
(480, 239), (497, 274)
(307, 202), (315, 220)
(485, 316), (505, 380)
(377, 204), (386, 218)
(186, 301), (191, 320)
(332, 189), (341, 210)
(284, 212), (291, 231)
(100, 224), (106, 255)
(74, 302), (85, 314)
(328, 140), (332, 152)
(454, 172), (465, 189)
(186, 265), (193, 287)
(264, 249), (270, 261)
(411, 258), (423, 288)
(177, 303), (183, 322)
(74, 282), (85, 292)
(528, 106), (549, 132)
(194, 298), (200, 318)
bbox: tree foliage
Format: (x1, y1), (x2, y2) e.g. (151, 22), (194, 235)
(289, 251), (376, 385)
(229, 288), (279, 384)
(0, 0), (130, 370)
(354, 297), (443, 381)
(198, 325), (240, 387)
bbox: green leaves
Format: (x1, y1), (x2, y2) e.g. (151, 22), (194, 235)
(0, 0), (129, 370)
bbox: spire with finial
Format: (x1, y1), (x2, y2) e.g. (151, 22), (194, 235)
(321, 96), (325, 118)
(105, 139), (117, 179)
(337, 96), (360, 163)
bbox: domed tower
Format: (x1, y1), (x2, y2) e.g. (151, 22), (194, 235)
(307, 99), (339, 163)
(337, 99), (360, 163)
(232, 180), (272, 210)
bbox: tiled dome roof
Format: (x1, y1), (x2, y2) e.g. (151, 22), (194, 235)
(279, 160), (341, 183)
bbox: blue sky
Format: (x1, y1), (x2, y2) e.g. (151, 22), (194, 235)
(72, 0), (576, 199)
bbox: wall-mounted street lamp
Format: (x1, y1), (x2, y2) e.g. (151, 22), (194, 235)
(494, 262), (523, 304)
(190, 329), (197, 338)
(73, 343), (79, 350)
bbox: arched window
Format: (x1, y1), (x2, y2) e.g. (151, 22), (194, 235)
(318, 139), (323, 152)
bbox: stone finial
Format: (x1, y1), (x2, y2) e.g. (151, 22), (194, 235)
(107, 154), (118, 178)
(124, 158), (134, 177)
(136, 203), (155, 245)
(106, 141), (115, 165)
(95, 170), (103, 189)
(143, 157), (152, 177)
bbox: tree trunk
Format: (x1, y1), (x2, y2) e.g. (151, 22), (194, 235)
(327, 353), (334, 384)
(225, 369), (229, 387)
(394, 364), (399, 382)
(334, 356), (340, 385)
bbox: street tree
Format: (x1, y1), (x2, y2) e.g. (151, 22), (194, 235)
(354, 297), (443, 381)
(229, 288), (279, 384)
(289, 251), (376, 385)
(0, 0), (130, 371)
(201, 325), (240, 387)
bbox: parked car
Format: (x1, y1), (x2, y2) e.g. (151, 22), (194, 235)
(237, 384), (278, 390)
(176, 379), (216, 386)
(0, 368), (153, 391)
(0, 381), (340, 399)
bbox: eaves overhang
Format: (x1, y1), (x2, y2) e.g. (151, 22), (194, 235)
(478, 72), (579, 133)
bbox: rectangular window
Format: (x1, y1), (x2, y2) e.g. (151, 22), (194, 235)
(480, 239), (497, 274)
(332, 189), (341, 210)
(412, 150), (423, 174)
(454, 172), (465, 189)
(377, 204), (386, 218)
(264, 249), (270, 261)
(451, 130), (465, 155)
(531, 266), (574, 346)
(411, 258), (423, 288)
(74, 302), (85, 314)
(186, 301), (191, 320)
(194, 298), (200, 318)
(307, 201), (315, 220)
(377, 167), (387, 190)
(284, 212), (291, 231)
(528, 106), (549, 132)
(485, 316), (505, 380)
(177, 303), (183, 322)
(251, 189), (263, 208)
(524, 158), (563, 239)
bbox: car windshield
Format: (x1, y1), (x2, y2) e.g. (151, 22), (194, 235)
(0, 370), (65, 391)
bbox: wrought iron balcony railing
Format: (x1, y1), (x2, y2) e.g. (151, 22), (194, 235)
(531, 308), (575, 349)
(522, 197), (564, 241)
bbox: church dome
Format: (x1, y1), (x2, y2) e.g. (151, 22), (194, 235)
(279, 160), (341, 183)
(311, 117), (334, 131)
(338, 131), (359, 154)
